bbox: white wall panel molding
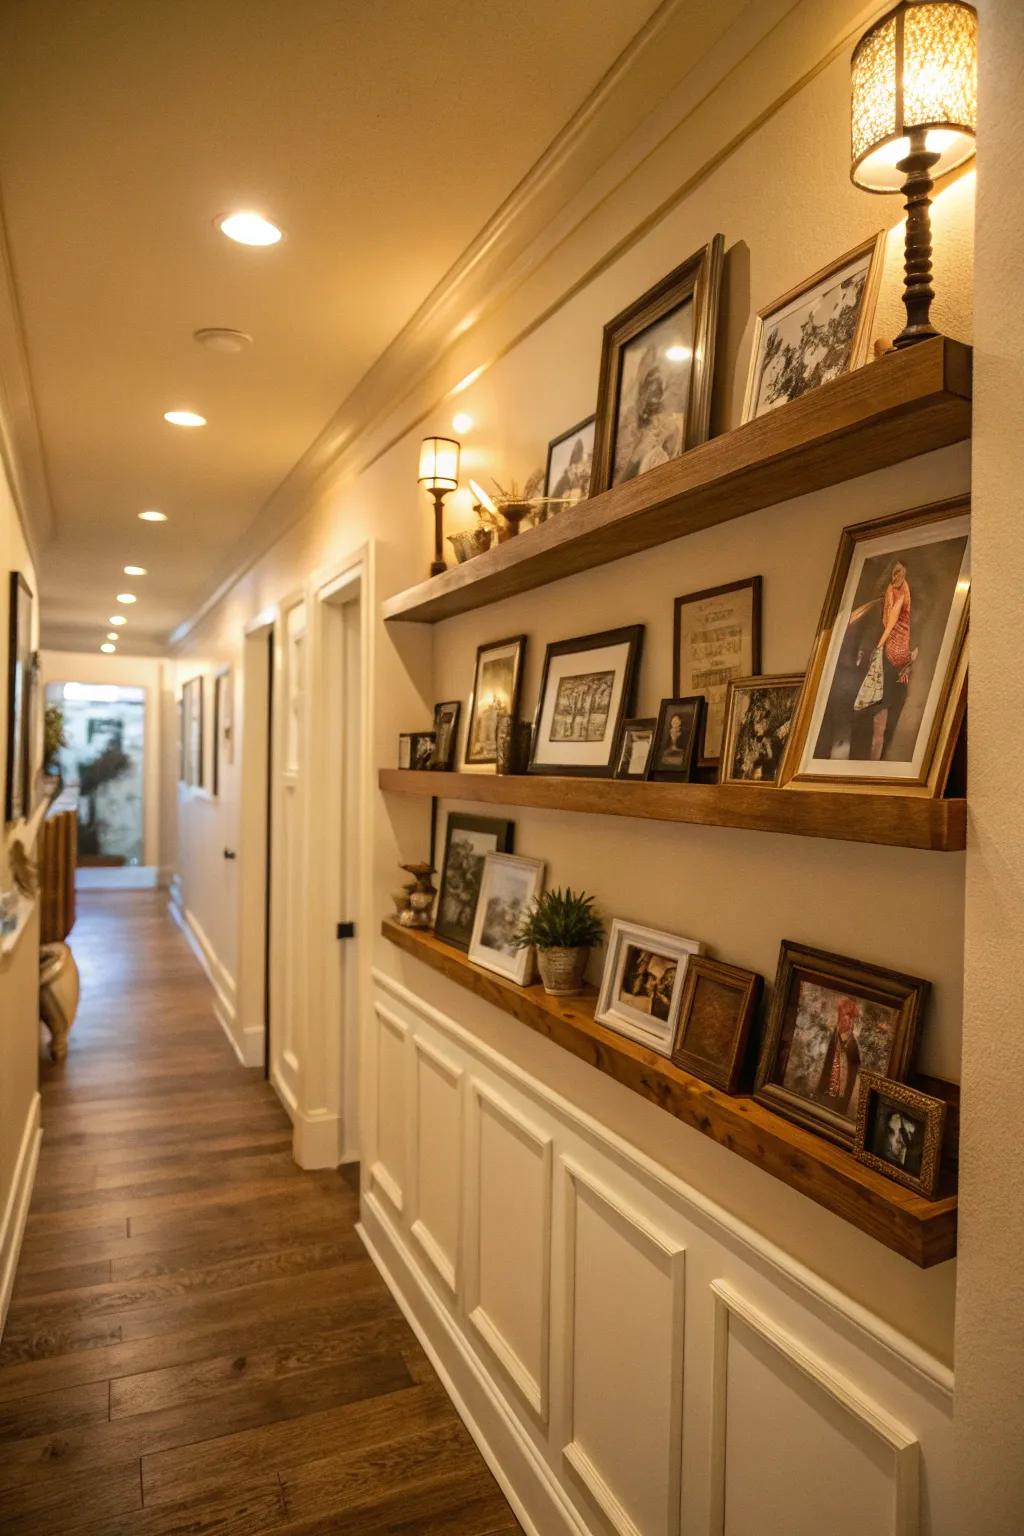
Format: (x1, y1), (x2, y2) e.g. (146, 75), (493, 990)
(0, 1091), (40, 1341)
(407, 1034), (464, 1297)
(368, 1002), (408, 1214)
(166, 895), (252, 1065)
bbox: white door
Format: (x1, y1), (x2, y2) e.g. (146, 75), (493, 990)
(270, 598), (307, 1117)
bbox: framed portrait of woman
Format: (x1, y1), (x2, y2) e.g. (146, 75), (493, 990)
(781, 498), (970, 796)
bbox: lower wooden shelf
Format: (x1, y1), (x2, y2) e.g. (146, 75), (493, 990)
(382, 919), (957, 1267)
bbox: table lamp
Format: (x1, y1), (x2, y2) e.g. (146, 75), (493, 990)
(418, 436), (460, 576)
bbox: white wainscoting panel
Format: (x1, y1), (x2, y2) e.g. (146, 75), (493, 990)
(369, 1002), (408, 1212)
(408, 1034), (464, 1295)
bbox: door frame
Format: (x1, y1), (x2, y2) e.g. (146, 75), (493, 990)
(235, 606), (278, 1070)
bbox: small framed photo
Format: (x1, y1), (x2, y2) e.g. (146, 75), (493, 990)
(719, 674), (803, 786)
(596, 920), (704, 1057)
(435, 813), (515, 951)
(430, 700), (461, 770)
(466, 635), (527, 766)
(754, 941), (928, 1148)
(742, 232), (886, 423)
(529, 625), (643, 777)
(182, 675), (204, 789)
(671, 956), (762, 1094)
(673, 577), (762, 766)
(5, 571), (33, 822)
(398, 731), (436, 771)
(854, 1072), (946, 1199)
(614, 717), (656, 781)
(544, 415), (595, 503)
(591, 237), (724, 494)
(468, 852), (546, 985)
(646, 697), (703, 783)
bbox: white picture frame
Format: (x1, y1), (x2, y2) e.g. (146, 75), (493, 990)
(596, 919), (704, 1057)
(468, 852), (545, 986)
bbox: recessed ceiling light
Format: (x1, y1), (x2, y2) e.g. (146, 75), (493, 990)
(108, 615), (127, 626)
(163, 410), (206, 428)
(123, 565), (147, 576)
(116, 593), (137, 604)
(138, 510), (167, 522)
(452, 412), (473, 434)
(217, 211), (283, 247)
(194, 327), (252, 354)
(100, 642), (116, 653)
(106, 632), (118, 641)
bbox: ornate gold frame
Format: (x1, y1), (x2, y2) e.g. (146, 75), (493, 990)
(854, 1071), (947, 1199)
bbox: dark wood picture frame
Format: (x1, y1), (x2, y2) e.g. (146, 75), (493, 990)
(754, 940), (928, 1148)
(5, 571), (33, 823)
(434, 812), (515, 951)
(854, 1071), (946, 1199)
(529, 624), (644, 778)
(399, 731), (435, 770)
(590, 235), (724, 496)
(718, 673), (804, 787)
(430, 700), (462, 771)
(613, 717), (656, 781)
(544, 414), (596, 500)
(671, 956), (763, 1094)
(465, 635), (527, 767)
(673, 575), (762, 768)
(645, 696), (703, 783)
(182, 675), (204, 789)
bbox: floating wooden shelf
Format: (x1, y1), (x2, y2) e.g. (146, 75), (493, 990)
(383, 920), (957, 1267)
(382, 337), (972, 624)
(379, 769), (966, 852)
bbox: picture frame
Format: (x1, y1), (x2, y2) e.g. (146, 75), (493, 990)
(613, 717), (656, 781)
(673, 576), (762, 766)
(671, 956), (763, 1094)
(645, 697), (703, 783)
(468, 852), (545, 985)
(182, 675), (204, 790)
(529, 625), (643, 778)
(754, 941), (929, 1148)
(465, 635), (527, 766)
(780, 498), (970, 795)
(435, 812), (515, 951)
(590, 235), (725, 495)
(719, 673), (804, 786)
(741, 232), (886, 424)
(430, 700), (461, 770)
(544, 414), (596, 503)
(854, 1072), (947, 1199)
(5, 571), (33, 823)
(398, 731), (435, 771)
(212, 668), (233, 797)
(596, 919), (704, 1057)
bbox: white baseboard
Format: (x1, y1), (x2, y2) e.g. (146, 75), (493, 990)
(166, 894), (250, 1068)
(0, 1093), (41, 1342)
(76, 865), (160, 890)
(293, 1107), (343, 1170)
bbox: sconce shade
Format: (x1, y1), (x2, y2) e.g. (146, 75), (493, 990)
(851, 1), (977, 192)
(418, 436), (460, 492)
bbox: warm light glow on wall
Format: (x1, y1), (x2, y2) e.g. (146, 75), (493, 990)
(452, 412), (474, 434)
(138, 510), (167, 522)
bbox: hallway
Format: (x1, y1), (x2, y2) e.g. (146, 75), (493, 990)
(0, 894), (521, 1535)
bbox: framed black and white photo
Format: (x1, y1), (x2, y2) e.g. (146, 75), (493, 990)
(596, 919), (704, 1056)
(212, 668), (233, 796)
(529, 625), (643, 777)
(5, 571), (33, 822)
(673, 576), (761, 766)
(719, 674), (803, 786)
(182, 675), (204, 790)
(544, 415), (595, 503)
(469, 852), (545, 985)
(646, 697), (703, 783)
(398, 731), (435, 770)
(614, 717), (656, 781)
(854, 1072), (946, 1199)
(466, 635), (526, 766)
(591, 237), (724, 494)
(742, 233), (885, 422)
(430, 700), (461, 770)
(435, 813), (515, 951)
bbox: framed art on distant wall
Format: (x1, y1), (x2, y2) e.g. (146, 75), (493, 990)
(212, 668), (233, 796)
(544, 415), (595, 504)
(4, 571), (33, 822)
(590, 236), (724, 494)
(854, 1072), (946, 1199)
(465, 635), (526, 766)
(719, 674), (803, 786)
(673, 576), (762, 767)
(434, 812), (515, 951)
(468, 852), (545, 985)
(182, 676), (204, 789)
(596, 919), (704, 1057)
(529, 625), (643, 777)
(741, 232), (886, 423)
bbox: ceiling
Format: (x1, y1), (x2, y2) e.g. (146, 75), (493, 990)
(0, 0), (688, 653)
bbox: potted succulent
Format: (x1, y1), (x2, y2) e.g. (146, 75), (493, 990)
(513, 886), (605, 996)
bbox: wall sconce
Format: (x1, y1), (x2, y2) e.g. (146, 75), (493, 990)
(851, 0), (977, 348)
(418, 436), (460, 577)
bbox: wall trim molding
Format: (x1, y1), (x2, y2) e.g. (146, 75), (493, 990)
(166, 887), (254, 1065)
(76, 865), (161, 891)
(0, 1091), (41, 1341)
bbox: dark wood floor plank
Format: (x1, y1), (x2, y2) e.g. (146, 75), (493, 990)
(0, 1378), (109, 1442)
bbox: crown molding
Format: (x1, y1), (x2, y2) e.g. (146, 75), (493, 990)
(0, 197), (55, 568)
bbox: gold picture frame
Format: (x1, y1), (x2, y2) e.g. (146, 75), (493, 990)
(854, 1072), (947, 1200)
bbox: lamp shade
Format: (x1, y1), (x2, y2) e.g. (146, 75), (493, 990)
(418, 436), (460, 492)
(851, 1), (977, 192)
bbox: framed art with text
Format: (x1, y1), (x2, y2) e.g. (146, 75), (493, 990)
(673, 576), (762, 767)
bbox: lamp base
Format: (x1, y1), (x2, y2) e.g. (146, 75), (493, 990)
(430, 559), (446, 577)
(892, 132), (941, 350)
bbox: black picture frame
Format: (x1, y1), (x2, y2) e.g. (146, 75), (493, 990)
(399, 731), (436, 771)
(5, 571), (33, 823)
(435, 812), (515, 951)
(430, 700), (462, 771)
(673, 575), (763, 768)
(529, 625), (644, 778)
(465, 635), (527, 766)
(544, 414), (596, 500)
(646, 697), (704, 783)
(613, 717), (657, 781)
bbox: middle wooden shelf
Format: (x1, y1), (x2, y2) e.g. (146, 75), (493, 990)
(378, 768), (966, 851)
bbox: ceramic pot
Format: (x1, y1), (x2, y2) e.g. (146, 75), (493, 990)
(536, 946), (589, 996)
(448, 527), (492, 563)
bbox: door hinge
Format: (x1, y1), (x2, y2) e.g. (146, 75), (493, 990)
(336, 921), (356, 940)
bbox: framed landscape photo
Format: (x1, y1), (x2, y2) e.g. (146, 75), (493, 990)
(854, 1073), (946, 1199)
(435, 812), (515, 951)
(673, 576), (762, 766)
(742, 232), (885, 423)
(468, 852), (545, 985)
(591, 236), (724, 494)
(529, 625), (643, 777)
(646, 697), (703, 783)
(614, 717), (656, 781)
(719, 674), (803, 786)
(781, 498), (970, 795)
(754, 941), (929, 1148)
(596, 919), (704, 1056)
(671, 956), (762, 1094)
(5, 571), (33, 822)
(466, 635), (526, 766)
(545, 415), (595, 503)
(430, 700), (461, 770)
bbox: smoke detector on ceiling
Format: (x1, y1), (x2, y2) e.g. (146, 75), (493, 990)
(193, 327), (252, 354)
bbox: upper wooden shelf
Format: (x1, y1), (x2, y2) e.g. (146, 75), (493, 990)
(382, 920), (957, 1267)
(378, 769), (966, 852)
(382, 336), (972, 624)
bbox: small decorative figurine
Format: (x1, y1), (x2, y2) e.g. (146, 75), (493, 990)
(398, 862), (437, 929)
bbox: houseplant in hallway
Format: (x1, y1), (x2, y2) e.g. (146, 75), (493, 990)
(513, 886), (604, 996)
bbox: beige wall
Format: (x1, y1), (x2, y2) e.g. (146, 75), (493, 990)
(172, 0), (975, 1369)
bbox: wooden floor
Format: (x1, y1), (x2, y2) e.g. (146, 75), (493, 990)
(0, 893), (521, 1535)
